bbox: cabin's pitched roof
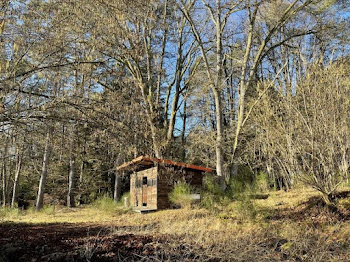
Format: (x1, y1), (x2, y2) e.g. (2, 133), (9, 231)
(117, 156), (213, 173)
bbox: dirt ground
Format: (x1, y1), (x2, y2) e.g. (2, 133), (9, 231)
(0, 223), (160, 262)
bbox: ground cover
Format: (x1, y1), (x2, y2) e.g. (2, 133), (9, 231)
(1, 187), (350, 261)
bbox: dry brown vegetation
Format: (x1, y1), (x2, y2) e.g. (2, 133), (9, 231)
(1, 187), (350, 261)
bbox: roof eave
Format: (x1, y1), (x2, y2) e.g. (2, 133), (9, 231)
(116, 156), (214, 173)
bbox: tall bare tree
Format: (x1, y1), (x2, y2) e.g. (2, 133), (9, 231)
(250, 60), (350, 205)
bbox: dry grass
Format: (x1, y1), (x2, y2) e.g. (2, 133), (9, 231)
(0, 205), (131, 224)
(2, 187), (350, 261)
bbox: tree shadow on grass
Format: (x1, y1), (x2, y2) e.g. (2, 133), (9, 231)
(268, 191), (350, 224)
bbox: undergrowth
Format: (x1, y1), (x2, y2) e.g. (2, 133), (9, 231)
(92, 195), (117, 212)
(169, 181), (193, 208)
(91, 195), (131, 214)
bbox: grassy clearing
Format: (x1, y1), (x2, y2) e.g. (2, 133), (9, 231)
(1, 188), (350, 261)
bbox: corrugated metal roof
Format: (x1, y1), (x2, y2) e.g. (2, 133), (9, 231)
(117, 156), (214, 173)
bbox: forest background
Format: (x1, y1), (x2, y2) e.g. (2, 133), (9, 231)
(0, 0), (349, 210)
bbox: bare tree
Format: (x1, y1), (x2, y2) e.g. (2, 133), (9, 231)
(67, 125), (76, 208)
(1, 137), (8, 207)
(178, 0), (242, 188)
(36, 126), (53, 210)
(11, 147), (22, 208)
(251, 61), (350, 206)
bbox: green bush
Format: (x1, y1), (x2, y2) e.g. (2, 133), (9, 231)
(235, 186), (258, 220)
(226, 166), (271, 196)
(254, 172), (270, 193)
(118, 192), (130, 207)
(201, 175), (226, 210)
(200, 167), (264, 216)
(169, 181), (193, 208)
(91, 195), (118, 213)
(41, 205), (56, 215)
(24, 205), (56, 215)
(0, 207), (22, 219)
(226, 165), (254, 197)
(226, 166), (259, 219)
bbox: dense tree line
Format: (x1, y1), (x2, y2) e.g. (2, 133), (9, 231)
(0, 0), (349, 209)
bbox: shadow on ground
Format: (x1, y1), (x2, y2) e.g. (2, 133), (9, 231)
(270, 191), (350, 224)
(0, 222), (158, 261)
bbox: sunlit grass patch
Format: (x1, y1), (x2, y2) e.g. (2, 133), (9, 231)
(1, 204), (131, 224)
(0, 207), (22, 221)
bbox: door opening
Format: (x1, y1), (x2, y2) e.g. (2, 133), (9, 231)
(142, 176), (147, 206)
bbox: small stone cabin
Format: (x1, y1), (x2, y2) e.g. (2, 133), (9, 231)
(117, 156), (213, 211)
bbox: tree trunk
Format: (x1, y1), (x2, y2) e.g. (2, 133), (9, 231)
(2, 156), (6, 207)
(321, 192), (333, 206)
(166, 21), (184, 142)
(2, 140), (8, 207)
(67, 151), (76, 208)
(11, 150), (22, 208)
(181, 98), (187, 161)
(213, 88), (225, 190)
(67, 124), (77, 208)
(36, 128), (53, 211)
(150, 126), (162, 159)
(321, 192), (338, 212)
(214, 1), (225, 190)
(114, 172), (121, 202)
(77, 159), (84, 205)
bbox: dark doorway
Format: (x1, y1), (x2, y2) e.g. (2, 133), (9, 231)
(142, 177), (147, 206)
